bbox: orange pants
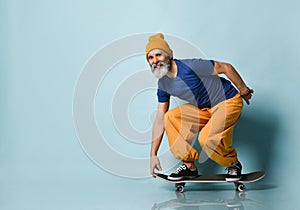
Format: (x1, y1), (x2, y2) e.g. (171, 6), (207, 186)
(164, 94), (243, 166)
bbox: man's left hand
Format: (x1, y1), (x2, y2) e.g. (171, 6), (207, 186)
(241, 87), (254, 105)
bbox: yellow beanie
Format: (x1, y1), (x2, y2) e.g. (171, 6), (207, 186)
(145, 33), (173, 61)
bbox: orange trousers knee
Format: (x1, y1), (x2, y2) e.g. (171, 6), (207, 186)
(164, 94), (243, 166)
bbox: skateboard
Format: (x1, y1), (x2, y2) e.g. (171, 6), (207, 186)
(154, 171), (266, 192)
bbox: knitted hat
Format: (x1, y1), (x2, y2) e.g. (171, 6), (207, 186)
(145, 33), (173, 61)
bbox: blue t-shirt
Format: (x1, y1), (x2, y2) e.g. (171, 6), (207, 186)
(157, 59), (238, 108)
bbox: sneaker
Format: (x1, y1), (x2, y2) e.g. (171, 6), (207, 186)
(168, 164), (198, 180)
(225, 161), (242, 182)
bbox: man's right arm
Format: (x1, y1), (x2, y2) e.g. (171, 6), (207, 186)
(150, 101), (169, 176)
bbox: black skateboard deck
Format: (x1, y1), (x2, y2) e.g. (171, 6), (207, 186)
(154, 171), (266, 192)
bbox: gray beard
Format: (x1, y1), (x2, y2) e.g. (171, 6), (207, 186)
(150, 59), (171, 79)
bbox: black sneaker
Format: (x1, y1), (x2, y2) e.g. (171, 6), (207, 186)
(168, 164), (198, 180)
(226, 161), (242, 182)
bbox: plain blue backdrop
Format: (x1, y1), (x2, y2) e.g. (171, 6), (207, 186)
(1, 0), (300, 209)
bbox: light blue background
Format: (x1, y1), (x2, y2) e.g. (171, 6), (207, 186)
(1, 0), (300, 209)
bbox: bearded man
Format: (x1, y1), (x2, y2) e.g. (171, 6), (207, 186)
(146, 33), (253, 181)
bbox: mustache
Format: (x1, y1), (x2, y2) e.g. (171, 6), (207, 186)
(151, 62), (165, 69)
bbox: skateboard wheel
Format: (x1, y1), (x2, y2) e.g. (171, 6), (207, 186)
(236, 183), (246, 192)
(176, 185), (184, 193)
(175, 183), (185, 193)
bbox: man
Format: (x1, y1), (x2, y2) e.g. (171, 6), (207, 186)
(146, 33), (253, 181)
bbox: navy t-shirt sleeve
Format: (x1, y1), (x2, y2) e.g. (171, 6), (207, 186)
(181, 58), (215, 76)
(157, 88), (170, 103)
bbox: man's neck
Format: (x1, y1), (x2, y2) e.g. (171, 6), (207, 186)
(166, 59), (177, 79)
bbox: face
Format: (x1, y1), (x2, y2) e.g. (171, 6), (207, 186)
(147, 49), (171, 79)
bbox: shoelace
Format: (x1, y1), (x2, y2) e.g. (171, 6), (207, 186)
(225, 163), (241, 175)
(175, 165), (187, 174)
(226, 167), (238, 175)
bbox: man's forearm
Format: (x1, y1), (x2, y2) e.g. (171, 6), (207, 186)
(150, 110), (166, 156)
(224, 64), (250, 95)
(151, 135), (163, 157)
(214, 61), (250, 95)
(151, 119), (164, 156)
(151, 102), (169, 156)
(226, 67), (248, 94)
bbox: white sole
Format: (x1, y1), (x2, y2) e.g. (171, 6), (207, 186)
(225, 177), (241, 182)
(167, 176), (183, 181)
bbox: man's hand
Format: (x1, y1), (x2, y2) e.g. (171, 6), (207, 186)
(150, 156), (162, 177)
(240, 87), (254, 105)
